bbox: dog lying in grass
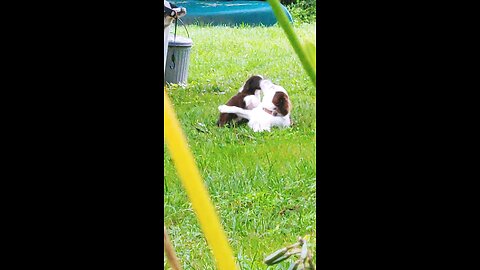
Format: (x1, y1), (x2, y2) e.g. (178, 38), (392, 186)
(218, 76), (292, 132)
(216, 75), (263, 127)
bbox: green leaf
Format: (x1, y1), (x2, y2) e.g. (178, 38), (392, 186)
(303, 41), (316, 72)
(267, 0), (316, 86)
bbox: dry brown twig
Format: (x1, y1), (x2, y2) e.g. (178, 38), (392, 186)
(164, 225), (182, 270)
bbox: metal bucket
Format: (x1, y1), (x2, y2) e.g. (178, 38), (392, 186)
(165, 35), (193, 85)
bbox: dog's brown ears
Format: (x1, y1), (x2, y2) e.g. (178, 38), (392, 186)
(272, 92), (291, 116)
(241, 75), (263, 95)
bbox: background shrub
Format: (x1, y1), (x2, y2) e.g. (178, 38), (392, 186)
(284, 0), (316, 24)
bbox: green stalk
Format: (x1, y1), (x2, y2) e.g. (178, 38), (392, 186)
(267, 0), (316, 86)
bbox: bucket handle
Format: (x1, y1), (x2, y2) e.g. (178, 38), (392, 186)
(169, 16), (190, 70)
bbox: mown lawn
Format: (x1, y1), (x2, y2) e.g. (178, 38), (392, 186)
(164, 23), (316, 269)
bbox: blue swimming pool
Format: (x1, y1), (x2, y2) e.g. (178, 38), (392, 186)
(171, 0), (293, 26)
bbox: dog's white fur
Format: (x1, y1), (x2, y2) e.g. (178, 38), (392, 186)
(219, 79), (291, 132)
(240, 87), (262, 110)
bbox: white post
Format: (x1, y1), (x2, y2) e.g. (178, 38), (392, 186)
(164, 1), (172, 75)
(164, 1), (186, 76)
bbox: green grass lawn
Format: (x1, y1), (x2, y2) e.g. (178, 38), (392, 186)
(164, 23), (316, 269)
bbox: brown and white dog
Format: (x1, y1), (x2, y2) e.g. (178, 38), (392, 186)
(216, 75), (263, 127)
(218, 77), (292, 132)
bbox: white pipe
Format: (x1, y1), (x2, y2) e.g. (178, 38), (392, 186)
(164, 1), (186, 75)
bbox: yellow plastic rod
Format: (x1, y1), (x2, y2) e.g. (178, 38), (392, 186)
(164, 89), (237, 270)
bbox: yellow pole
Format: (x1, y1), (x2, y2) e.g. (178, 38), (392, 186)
(164, 89), (237, 269)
